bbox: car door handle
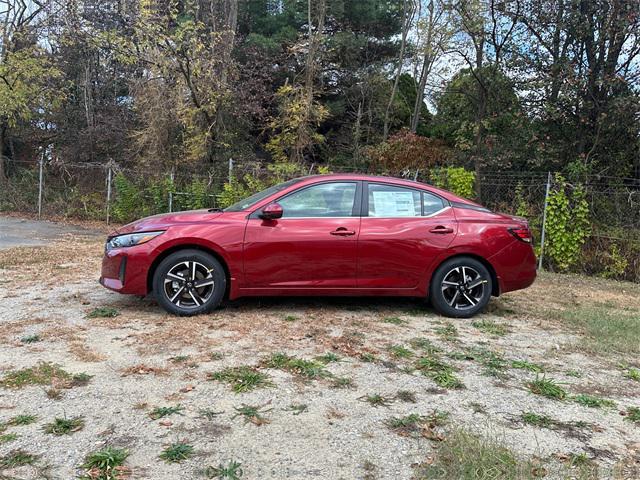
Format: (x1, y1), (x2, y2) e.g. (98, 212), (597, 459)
(429, 226), (454, 234)
(330, 228), (356, 236)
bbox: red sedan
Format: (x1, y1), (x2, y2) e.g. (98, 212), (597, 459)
(100, 174), (536, 318)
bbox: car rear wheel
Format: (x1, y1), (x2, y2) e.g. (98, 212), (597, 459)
(430, 257), (492, 318)
(153, 249), (226, 316)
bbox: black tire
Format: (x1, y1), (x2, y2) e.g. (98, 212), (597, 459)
(152, 249), (226, 316)
(429, 256), (492, 318)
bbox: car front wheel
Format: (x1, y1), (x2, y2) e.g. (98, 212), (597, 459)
(152, 249), (226, 316)
(429, 257), (492, 318)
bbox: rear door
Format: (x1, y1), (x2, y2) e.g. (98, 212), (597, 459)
(243, 181), (362, 288)
(357, 182), (457, 289)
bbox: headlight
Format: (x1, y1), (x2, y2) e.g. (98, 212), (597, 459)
(106, 231), (164, 251)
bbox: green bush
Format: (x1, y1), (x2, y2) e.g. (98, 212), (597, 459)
(431, 166), (475, 199)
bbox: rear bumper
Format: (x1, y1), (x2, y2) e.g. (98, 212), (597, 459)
(488, 241), (537, 294)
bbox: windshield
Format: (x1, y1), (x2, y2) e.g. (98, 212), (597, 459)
(223, 178), (304, 212)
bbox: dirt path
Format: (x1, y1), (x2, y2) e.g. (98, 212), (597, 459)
(0, 216), (102, 250)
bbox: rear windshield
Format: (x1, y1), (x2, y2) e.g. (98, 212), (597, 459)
(223, 178), (304, 212)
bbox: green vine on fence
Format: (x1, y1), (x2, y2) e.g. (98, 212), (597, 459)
(544, 174), (590, 271)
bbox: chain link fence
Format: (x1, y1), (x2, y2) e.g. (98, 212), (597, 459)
(2, 159), (639, 282)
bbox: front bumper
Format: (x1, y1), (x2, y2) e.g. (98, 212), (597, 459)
(99, 246), (151, 295)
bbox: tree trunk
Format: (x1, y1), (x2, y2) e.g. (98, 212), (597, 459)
(410, 53), (430, 133)
(0, 125), (6, 183)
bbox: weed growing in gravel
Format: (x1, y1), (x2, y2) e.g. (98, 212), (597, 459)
(160, 442), (194, 463)
(169, 355), (190, 363)
(1, 362), (71, 388)
(572, 394), (616, 409)
(511, 360), (544, 373)
(316, 352), (341, 363)
(43, 416), (84, 435)
(625, 407), (640, 423)
(565, 370), (582, 378)
(233, 404), (271, 426)
(469, 402), (486, 414)
(287, 404), (308, 415)
(361, 394), (393, 407)
(434, 322), (458, 341)
(149, 405), (184, 420)
(87, 307), (119, 318)
(382, 316), (408, 326)
(416, 356), (463, 389)
(0, 449), (38, 467)
(209, 366), (273, 393)
(0, 433), (18, 443)
(415, 429), (541, 479)
(330, 377), (355, 389)
(20, 334), (41, 344)
(396, 390), (417, 403)
(472, 319), (510, 336)
(521, 412), (555, 428)
(8, 414), (37, 426)
(210, 352), (224, 360)
(70, 372), (93, 387)
(198, 409), (224, 420)
(263, 353), (327, 379)
(410, 338), (441, 355)
(82, 447), (129, 479)
(527, 376), (567, 400)
(203, 460), (244, 479)
(283, 314), (298, 322)
(359, 352), (377, 363)
(387, 345), (414, 359)
(387, 411), (448, 438)
(472, 348), (508, 377)
(623, 367), (640, 381)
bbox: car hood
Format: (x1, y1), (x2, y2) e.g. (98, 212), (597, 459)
(111, 210), (223, 236)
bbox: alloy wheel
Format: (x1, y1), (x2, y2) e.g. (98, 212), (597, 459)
(440, 266), (487, 311)
(163, 261), (215, 309)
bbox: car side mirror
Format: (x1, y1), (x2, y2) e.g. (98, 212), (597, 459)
(259, 202), (283, 220)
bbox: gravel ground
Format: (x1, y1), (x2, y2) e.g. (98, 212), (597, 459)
(0, 218), (639, 479)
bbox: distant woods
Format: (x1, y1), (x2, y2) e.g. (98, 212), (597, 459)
(1, 0), (639, 182)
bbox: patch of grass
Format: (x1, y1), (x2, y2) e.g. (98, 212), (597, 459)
(283, 314), (298, 322)
(263, 353), (327, 379)
(316, 352), (340, 363)
(82, 447), (129, 479)
(330, 376), (355, 389)
(20, 334), (41, 344)
(233, 404), (270, 426)
(387, 411), (448, 438)
(359, 352), (377, 363)
(572, 394), (616, 409)
(625, 406), (640, 423)
(198, 409), (224, 420)
(387, 344), (414, 359)
(0, 449), (38, 468)
(511, 359), (544, 373)
(382, 316), (408, 326)
(565, 369), (582, 378)
(396, 390), (416, 403)
(8, 414), (37, 426)
(149, 405), (184, 420)
(521, 411), (555, 428)
(1, 362), (71, 388)
(434, 322), (458, 341)
(210, 352), (224, 360)
(416, 356), (464, 389)
(556, 304), (640, 355)
(623, 367), (640, 381)
(472, 319), (510, 336)
(169, 355), (190, 363)
(209, 366), (272, 393)
(71, 372), (93, 387)
(203, 460), (244, 479)
(43, 416), (84, 435)
(410, 338), (441, 355)
(361, 394), (393, 407)
(0, 432), (18, 443)
(415, 429), (541, 479)
(473, 348), (508, 377)
(87, 307), (119, 318)
(527, 376), (567, 400)
(287, 404), (308, 415)
(160, 442), (194, 463)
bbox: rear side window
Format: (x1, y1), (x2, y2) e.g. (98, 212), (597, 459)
(279, 182), (357, 217)
(368, 184), (421, 217)
(423, 192), (445, 216)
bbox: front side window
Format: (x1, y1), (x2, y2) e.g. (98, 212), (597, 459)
(279, 182), (357, 217)
(368, 184), (421, 217)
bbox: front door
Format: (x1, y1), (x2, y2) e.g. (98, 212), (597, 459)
(243, 181), (361, 288)
(357, 182), (457, 289)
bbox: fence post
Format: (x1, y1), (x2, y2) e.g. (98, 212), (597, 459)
(106, 161), (113, 225)
(228, 158), (233, 183)
(37, 153), (44, 220)
(168, 167), (174, 213)
(414, 169), (419, 181)
(538, 171), (552, 270)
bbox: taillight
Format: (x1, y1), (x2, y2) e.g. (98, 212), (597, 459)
(509, 227), (532, 243)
